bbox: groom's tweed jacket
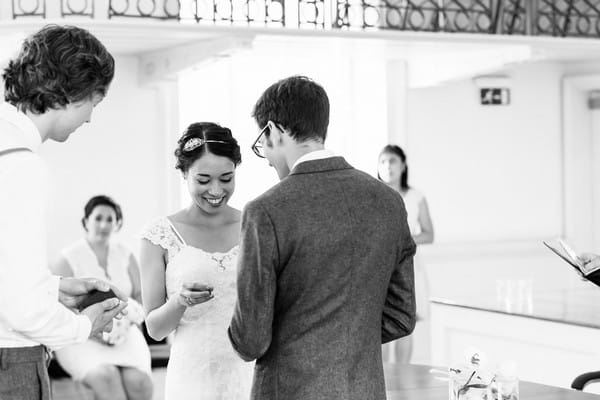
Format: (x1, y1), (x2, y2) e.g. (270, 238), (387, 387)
(229, 156), (416, 400)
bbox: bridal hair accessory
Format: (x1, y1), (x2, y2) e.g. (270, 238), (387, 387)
(183, 137), (229, 152)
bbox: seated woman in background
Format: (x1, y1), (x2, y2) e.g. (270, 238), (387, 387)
(52, 195), (153, 400)
(378, 144), (434, 364)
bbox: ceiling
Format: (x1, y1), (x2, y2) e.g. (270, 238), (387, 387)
(2, 18), (600, 58)
(3, 18), (600, 87)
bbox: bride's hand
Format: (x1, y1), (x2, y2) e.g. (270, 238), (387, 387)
(178, 283), (214, 307)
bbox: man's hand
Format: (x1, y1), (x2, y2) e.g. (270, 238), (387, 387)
(81, 298), (129, 339)
(58, 277), (128, 310)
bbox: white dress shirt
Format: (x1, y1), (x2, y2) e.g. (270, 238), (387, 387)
(291, 149), (336, 171)
(0, 102), (91, 349)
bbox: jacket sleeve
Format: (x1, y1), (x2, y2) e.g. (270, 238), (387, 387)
(228, 201), (278, 361)
(381, 210), (417, 344)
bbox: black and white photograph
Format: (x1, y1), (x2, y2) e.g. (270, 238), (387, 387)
(1, 1), (600, 399)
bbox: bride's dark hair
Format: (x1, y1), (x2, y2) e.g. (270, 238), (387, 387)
(174, 122), (241, 173)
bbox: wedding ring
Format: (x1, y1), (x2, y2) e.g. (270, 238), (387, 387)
(186, 296), (193, 306)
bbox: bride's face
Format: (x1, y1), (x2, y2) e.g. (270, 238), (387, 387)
(185, 152), (236, 214)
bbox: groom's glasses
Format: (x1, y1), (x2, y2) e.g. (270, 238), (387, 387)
(252, 124), (269, 159)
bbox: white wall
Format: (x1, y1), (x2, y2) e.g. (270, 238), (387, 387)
(403, 61), (585, 297)
(40, 55), (166, 260)
(406, 61), (564, 244)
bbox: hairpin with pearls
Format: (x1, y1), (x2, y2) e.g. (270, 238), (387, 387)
(183, 137), (228, 152)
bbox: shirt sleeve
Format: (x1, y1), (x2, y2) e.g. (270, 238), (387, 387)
(0, 154), (91, 348)
(228, 200), (278, 361)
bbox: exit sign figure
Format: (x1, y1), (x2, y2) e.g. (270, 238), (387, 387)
(480, 88), (510, 105)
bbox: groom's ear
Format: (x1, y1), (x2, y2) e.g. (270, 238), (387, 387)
(266, 121), (284, 145)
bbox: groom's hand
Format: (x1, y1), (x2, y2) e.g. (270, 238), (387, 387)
(59, 277), (128, 313)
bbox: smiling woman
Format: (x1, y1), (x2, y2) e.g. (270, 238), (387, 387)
(139, 122), (254, 400)
(51, 195), (153, 400)
(174, 122), (242, 216)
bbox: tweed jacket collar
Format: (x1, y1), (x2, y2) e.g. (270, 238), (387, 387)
(289, 156), (353, 176)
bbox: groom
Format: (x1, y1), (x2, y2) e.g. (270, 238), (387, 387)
(229, 76), (416, 399)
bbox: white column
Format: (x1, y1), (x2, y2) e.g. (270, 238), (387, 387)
(348, 56), (389, 176)
(562, 77), (594, 252)
(386, 59), (409, 148)
(156, 79), (184, 214)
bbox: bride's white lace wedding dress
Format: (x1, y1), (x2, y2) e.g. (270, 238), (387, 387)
(141, 217), (254, 400)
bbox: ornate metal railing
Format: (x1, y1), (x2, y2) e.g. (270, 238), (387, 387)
(11, 0), (44, 18)
(9, 0), (600, 38)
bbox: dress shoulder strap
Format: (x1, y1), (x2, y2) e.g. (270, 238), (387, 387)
(140, 217), (185, 261)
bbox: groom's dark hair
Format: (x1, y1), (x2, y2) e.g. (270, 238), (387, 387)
(252, 75), (329, 143)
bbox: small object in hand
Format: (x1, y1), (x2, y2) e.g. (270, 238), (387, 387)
(77, 288), (118, 311)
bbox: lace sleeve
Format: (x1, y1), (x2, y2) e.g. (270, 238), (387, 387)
(139, 218), (183, 259)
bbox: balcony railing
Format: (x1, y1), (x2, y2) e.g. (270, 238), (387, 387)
(8, 0), (600, 38)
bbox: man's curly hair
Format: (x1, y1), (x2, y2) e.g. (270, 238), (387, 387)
(2, 24), (115, 114)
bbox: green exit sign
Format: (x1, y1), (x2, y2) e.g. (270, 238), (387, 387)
(480, 88), (510, 105)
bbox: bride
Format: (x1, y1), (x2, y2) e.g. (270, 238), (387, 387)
(139, 122), (253, 399)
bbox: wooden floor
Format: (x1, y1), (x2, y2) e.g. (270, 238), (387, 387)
(51, 367), (166, 400)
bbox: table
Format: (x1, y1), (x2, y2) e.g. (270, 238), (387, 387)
(432, 286), (600, 329)
(384, 364), (600, 399)
(429, 286), (600, 389)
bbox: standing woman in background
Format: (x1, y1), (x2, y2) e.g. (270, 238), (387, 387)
(378, 144), (434, 364)
(52, 195), (152, 400)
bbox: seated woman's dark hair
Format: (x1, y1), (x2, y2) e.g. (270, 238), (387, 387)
(81, 195), (123, 230)
(2, 24), (115, 114)
(174, 122), (242, 173)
